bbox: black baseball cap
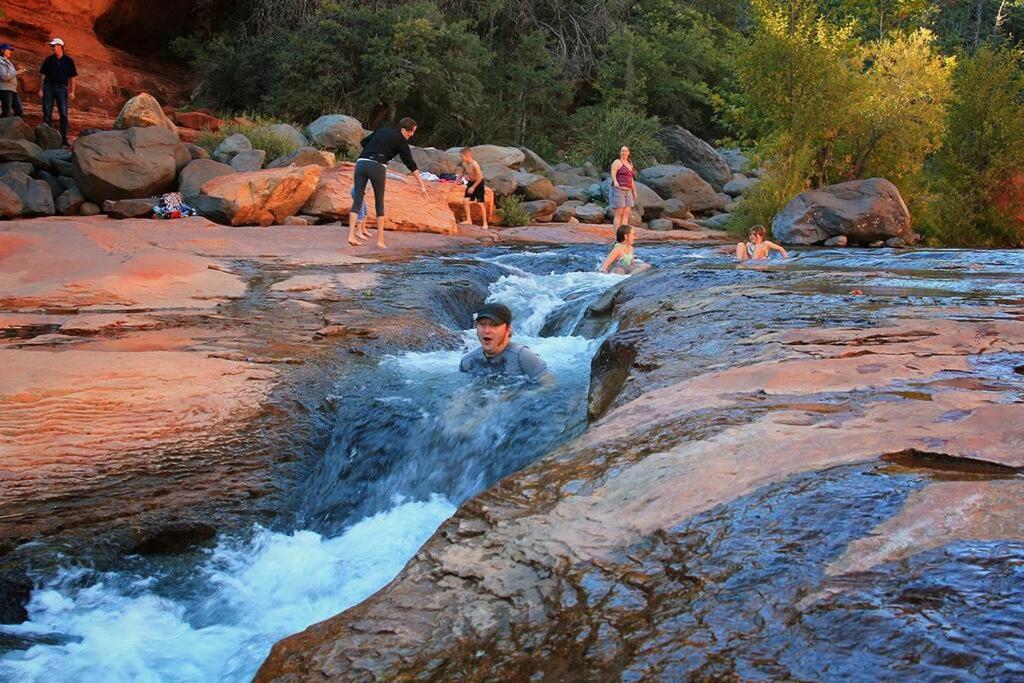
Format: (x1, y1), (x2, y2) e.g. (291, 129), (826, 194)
(474, 302), (512, 325)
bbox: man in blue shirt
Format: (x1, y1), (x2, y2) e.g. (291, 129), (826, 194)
(460, 303), (553, 384)
(38, 38), (77, 147)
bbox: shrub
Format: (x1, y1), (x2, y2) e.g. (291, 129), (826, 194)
(194, 129), (226, 153)
(497, 195), (532, 227)
(567, 106), (666, 171)
(193, 118), (302, 160)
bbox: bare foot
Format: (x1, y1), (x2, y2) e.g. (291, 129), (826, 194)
(357, 231), (371, 240)
(347, 237), (362, 247)
(377, 240), (387, 249)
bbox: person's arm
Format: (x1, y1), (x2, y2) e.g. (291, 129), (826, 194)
(764, 240), (788, 258)
(631, 164), (638, 199)
(610, 160), (622, 189)
(518, 347), (555, 386)
(600, 244), (623, 273)
(397, 135), (426, 195)
(68, 57), (77, 100)
(37, 59), (45, 98)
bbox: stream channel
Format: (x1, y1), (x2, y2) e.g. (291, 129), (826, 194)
(2, 244), (1023, 681)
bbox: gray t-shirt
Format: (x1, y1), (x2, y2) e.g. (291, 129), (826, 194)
(459, 342), (550, 382)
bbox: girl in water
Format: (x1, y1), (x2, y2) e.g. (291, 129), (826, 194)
(736, 225), (788, 261)
(601, 225), (652, 275)
(609, 145), (638, 229)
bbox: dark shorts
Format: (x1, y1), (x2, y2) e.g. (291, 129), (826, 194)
(465, 180), (485, 203)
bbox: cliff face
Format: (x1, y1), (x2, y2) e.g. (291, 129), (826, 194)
(1, 0), (224, 114)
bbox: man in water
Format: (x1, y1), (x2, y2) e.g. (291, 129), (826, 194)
(349, 116), (427, 249)
(460, 303), (552, 384)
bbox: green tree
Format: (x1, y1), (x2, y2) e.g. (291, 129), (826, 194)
(928, 45), (1024, 245)
(567, 106), (666, 170)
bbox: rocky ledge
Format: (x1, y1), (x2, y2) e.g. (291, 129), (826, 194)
(257, 256), (1024, 680)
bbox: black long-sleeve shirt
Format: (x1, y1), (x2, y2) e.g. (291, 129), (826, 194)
(358, 127), (418, 171)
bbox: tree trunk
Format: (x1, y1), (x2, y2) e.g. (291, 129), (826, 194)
(973, 0), (984, 48)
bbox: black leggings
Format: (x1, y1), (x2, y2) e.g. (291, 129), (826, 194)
(353, 159), (386, 217)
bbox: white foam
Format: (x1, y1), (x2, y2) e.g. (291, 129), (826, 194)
(0, 496), (455, 683)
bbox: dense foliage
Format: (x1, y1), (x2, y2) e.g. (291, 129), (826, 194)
(175, 0), (1024, 245)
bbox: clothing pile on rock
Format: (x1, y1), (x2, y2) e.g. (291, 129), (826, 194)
(152, 192), (196, 219)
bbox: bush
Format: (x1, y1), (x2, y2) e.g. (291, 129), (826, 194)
(194, 129), (226, 154)
(497, 195), (532, 227)
(567, 106), (666, 171)
(192, 118), (302, 160)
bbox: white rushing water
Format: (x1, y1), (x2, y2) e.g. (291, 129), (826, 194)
(0, 256), (624, 683)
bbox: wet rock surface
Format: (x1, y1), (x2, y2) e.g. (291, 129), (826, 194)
(257, 247), (1024, 681)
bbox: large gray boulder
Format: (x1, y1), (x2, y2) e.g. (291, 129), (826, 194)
(267, 147), (336, 169)
(638, 164), (722, 214)
(0, 139), (47, 169)
(0, 183), (23, 217)
(553, 200), (581, 223)
(35, 124), (63, 151)
(307, 115), (365, 156)
(771, 178), (915, 246)
(559, 185), (589, 202)
(660, 125), (731, 191)
(0, 118), (34, 142)
(179, 159), (235, 198)
(411, 147), (459, 175)
(513, 171), (556, 201)
(518, 147), (553, 175)
(549, 170), (596, 189)
(0, 162), (33, 177)
(723, 175), (759, 197)
(72, 127), (190, 203)
(261, 123), (308, 150)
(230, 149), (267, 172)
(482, 165), (516, 196)
(718, 148), (750, 174)
(574, 203), (606, 224)
(213, 134), (252, 164)
(56, 187), (86, 215)
(521, 199), (556, 222)
(0, 169), (55, 215)
(450, 145), (524, 169)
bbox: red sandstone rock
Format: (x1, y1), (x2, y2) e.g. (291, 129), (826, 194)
(302, 163), (457, 234)
(174, 111), (223, 132)
(113, 92), (177, 132)
(198, 166), (323, 227)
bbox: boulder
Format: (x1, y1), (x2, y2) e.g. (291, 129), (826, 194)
(513, 171), (556, 201)
(0, 117), (34, 142)
(213, 134), (252, 164)
(56, 187), (86, 215)
(411, 147), (459, 176)
(660, 125), (732, 191)
(521, 199), (557, 222)
(0, 170), (55, 215)
(574, 202), (606, 224)
(823, 235), (848, 247)
(35, 169), (63, 199)
(518, 147), (553, 175)
(719, 148), (749, 174)
(662, 198), (694, 220)
(261, 123), (308, 150)
(35, 124), (63, 151)
(0, 139), (47, 169)
(197, 166), (323, 227)
(0, 183), (23, 217)
(700, 213), (732, 230)
(102, 197), (160, 219)
(174, 111), (222, 132)
(581, 161), (600, 178)
(72, 127), (190, 203)
(598, 178), (664, 220)
(230, 149), (267, 173)
(113, 93), (177, 132)
(553, 200), (581, 223)
(186, 144), (211, 160)
(604, 206), (643, 227)
(58, 176), (76, 191)
(0, 162), (34, 177)
(559, 185), (589, 202)
(450, 145), (524, 169)
(885, 236), (907, 248)
(648, 218), (675, 231)
(482, 165), (516, 197)
(179, 159), (235, 198)
(587, 183), (604, 201)
(79, 202), (101, 216)
(771, 178), (915, 246)
(723, 175), (759, 197)
(548, 186), (569, 206)
(638, 164), (721, 213)
(549, 171), (595, 189)
(303, 163), (457, 234)
(267, 147), (336, 169)
(306, 115), (365, 156)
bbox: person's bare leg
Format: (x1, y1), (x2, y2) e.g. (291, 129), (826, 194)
(376, 216), (387, 248)
(479, 201), (488, 229)
(463, 198), (472, 224)
(735, 243), (748, 261)
(348, 212), (362, 246)
(357, 216), (371, 240)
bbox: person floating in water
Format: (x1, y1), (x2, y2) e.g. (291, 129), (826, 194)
(736, 224), (788, 261)
(460, 303), (553, 384)
(600, 225), (652, 275)
(349, 116), (427, 249)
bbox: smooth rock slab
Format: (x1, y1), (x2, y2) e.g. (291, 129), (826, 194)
(198, 166), (323, 227)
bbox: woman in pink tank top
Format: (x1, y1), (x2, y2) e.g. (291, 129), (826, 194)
(609, 146), (638, 229)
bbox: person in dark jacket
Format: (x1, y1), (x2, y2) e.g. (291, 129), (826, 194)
(349, 116), (427, 249)
(38, 38), (77, 147)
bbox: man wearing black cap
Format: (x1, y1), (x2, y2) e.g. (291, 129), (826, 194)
(460, 303), (552, 383)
